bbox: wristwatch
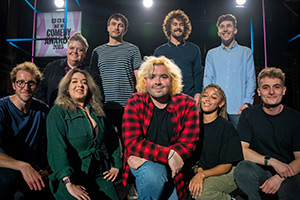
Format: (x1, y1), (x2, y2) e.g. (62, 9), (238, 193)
(264, 155), (271, 166)
(245, 103), (252, 107)
(63, 177), (71, 185)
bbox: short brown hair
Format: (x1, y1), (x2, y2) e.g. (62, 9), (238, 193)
(257, 67), (285, 87)
(163, 9), (192, 40)
(10, 61), (43, 86)
(107, 13), (129, 32)
(216, 14), (237, 28)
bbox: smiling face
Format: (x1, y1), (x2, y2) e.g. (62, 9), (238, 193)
(200, 87), (225, 114)
(107, 18), (126, 40)
(68, 72), (89, 105)
(217, 20), (237, 47)
(67, 40), (86, 68)
(144, 64), (171, 104)
(170, 18), (185, 40)
(258, 76), (286, 107)
(12, 70), (38, 103)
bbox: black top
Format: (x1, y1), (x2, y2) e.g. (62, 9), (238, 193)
(238, 105), (300, 165)
(196, 116), (243, 170)
(36, 59), (102, 107)
(146, 104), (173, 146)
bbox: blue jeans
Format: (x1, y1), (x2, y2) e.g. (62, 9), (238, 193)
(130, 161), (178, 200)
(228, 114), (240, 129)
(234, 160), (300, 200)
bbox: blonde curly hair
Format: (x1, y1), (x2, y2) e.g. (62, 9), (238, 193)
(136, 56), (183, 95)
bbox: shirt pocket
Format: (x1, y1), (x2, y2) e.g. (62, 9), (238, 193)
(66, 113), (91, 139)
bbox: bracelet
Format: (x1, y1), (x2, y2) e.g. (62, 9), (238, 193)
(168, 151), (175, 160)
(264, 155), (271, 166)
(63, 177), (71, 185)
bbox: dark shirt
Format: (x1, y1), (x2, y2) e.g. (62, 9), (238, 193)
(36, 59), (102, 107)
(0, 96), (49, 168)
(154, 40), (203, 97)
(238, 105), (300, 165)
(147, 104), (173, 146)
(196, 116), (243, 170)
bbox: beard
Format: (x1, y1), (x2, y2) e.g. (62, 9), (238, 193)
(171, 29), (184, 40)
(222, 36), (235, 47)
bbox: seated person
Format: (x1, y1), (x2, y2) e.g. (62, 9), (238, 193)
(122, 56), (199, 200)
(234, 67), (300, 200)
(189, 84), (243, 200)
(0, 62), (50, 199)
(47, 68), (121, 200)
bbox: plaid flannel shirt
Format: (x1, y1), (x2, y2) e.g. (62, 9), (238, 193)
(122, 93), (199, 199)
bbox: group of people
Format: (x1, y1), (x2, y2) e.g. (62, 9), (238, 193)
(0, 9), (299, 200)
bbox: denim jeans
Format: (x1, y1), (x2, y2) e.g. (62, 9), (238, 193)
(228, 114), (240, 129)
(130, 161), (178, 200)
(234, 160), (300, 200)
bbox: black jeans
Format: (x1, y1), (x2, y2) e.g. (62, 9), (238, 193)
(234, 160), (300, 200)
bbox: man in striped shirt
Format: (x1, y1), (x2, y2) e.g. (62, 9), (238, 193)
(89, 13), (142, 140)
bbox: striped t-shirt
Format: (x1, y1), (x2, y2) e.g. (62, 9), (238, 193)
(90, 42), (142, 109)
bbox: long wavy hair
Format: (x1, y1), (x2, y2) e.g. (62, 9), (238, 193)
(136, 56), (183, 95)
(55, 68), (105, 117)
(163, 9), (192, 40)
(198, 84), (228, 120)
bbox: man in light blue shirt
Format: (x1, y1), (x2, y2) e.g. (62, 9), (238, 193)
(203, 14), (256, 128)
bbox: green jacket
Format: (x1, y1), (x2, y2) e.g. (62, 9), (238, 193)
(47, 104), (121, 198)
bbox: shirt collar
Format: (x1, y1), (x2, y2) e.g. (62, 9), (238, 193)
(146, 93), (177, 113)
(167, 40), (186, 47)
(64, 59), (84, 74)
(220, 41), (239, 51)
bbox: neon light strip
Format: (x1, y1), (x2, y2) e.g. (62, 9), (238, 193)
(31, 0), (37, 62)
(288, 34), (300, 43)
(8, 42), (32, 57)
(250, 18), (254, 53)
(64, 0), (68, 37)
(262, 0), (268, 68)
(7, 38), (36, 41)
(24, 0), (41, 13)
(75, 0), (81, 9)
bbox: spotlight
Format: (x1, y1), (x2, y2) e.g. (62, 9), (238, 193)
(236, 0), (246, 7)
(54, 0), (65, 8)
(143, 0), (153, 8)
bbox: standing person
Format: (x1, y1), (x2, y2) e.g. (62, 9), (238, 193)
(154, 9), (203, 105)
(122, 56), (199, 200)
(90, 13), (142, 139)
(234, 67), (300, 200)
(0, 62), (50, 199)
(203, 14), (256, 128)
(188, 84), (243, 200)
(47, 68), (122, 200)
(36, 32), (101, 108)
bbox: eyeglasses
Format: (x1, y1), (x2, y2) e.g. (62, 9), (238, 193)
(15, 80), (37, 89)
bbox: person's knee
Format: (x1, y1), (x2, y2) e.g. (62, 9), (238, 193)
(234, 160), (258, 180)
(142, 164), (168, 187)
(134, 162), (169, 189)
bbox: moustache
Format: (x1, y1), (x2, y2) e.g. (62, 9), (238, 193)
(175, 29), (182, 32)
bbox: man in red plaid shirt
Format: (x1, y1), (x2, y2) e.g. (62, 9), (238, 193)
(122, 56), (199, 199)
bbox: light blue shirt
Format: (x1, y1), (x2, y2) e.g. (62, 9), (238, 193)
(203, 42), (256, 114)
